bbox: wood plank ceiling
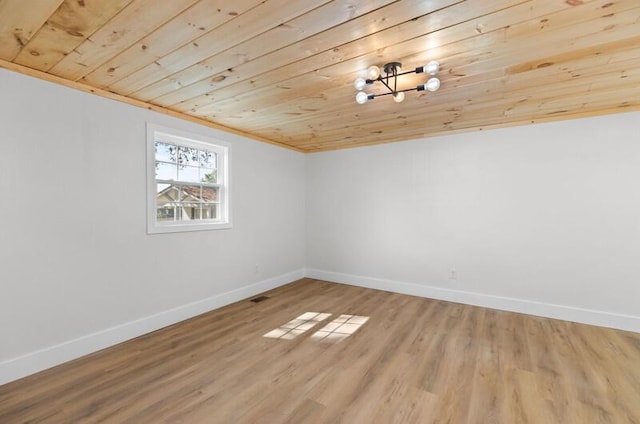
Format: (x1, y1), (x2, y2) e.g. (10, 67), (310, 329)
(0, 0), (639, 152)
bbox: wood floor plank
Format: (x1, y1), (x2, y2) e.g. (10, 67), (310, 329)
(1, 278), (639, 423)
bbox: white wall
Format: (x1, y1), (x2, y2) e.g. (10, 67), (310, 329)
(0, 69), (306, 383)
(2, 66), (639, 385)
(307, 112), (640, 331)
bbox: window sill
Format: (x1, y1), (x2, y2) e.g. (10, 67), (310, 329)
(147, 221), (232, 234)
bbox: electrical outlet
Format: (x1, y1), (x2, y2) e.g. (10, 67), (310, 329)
(449, 269), (457, 281)
(254, 264), (260, 274)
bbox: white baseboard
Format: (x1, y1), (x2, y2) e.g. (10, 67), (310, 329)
(305, 269), (640, 333)
(0, 269), (305, 386)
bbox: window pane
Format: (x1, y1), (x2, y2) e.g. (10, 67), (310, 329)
(177, 165), (200, 183)
(201, 151), (217, 169)
(180, 185), (201, 201)
(157, 203), (180, 221)
(202, 204), (218, 220)
(157, 184), (179, 201)
(200, 168), (217, 183)
(178, 146), (200, 167)
(201, 186), (218, 202)
(177, 203), (200, 221)
(155, 142), (175, 163)
(156, 161), (177, 181)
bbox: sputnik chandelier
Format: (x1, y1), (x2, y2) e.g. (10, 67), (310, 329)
(354, 60), (441, 104)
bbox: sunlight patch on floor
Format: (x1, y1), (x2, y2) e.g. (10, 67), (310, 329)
(311, 315), (370, 343)
(263, 312), (331, 340)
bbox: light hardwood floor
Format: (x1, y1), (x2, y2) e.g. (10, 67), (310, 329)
(1, 278), (639, 423)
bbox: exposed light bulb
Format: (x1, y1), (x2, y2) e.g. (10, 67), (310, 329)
(426, 77), (440, 92)
(354, 77), (367, 91)
(356, 91), (369, 104)
(425, 60), (440, 75)
(367, 65), (381, 80)
(393, 92), (405, 103)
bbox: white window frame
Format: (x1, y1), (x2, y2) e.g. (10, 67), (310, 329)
(146, 123), (231, 234)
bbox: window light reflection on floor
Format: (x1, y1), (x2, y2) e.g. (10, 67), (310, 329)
(311, 314), (370, 343)
(263, 312), (331, 340)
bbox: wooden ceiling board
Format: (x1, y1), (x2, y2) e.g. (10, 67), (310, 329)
(301, 105), (637, 152)
(81, 0), (262, 89)
(0, 0), (64, 60)
(143, 0), (403, 106)
(186, 0), (636, 119)
(123, 0), (400, 102)
(12, 0), (134, 72)
(165, 1), (517, 115)
(1, 0), (639, 152)
(182, 0), (624, 121)
(241, 60), (640, 148)
(152, 0), (585, 112)
(191, 1), (640, 136)
(294, 72), (639, 142)
(164, 0), (480, 110)
(48, 0), (201, 81)
(204, 53), (639, 148)
(105, 0), (333, 96)
(290, 80), (640, 149)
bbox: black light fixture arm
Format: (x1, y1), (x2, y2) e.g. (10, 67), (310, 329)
(364, 86), (417, 99)
(364, 67), (430, 84)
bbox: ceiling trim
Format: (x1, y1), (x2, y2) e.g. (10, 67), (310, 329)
(307, 104), (640, 153)
(0, 58), (304, 153)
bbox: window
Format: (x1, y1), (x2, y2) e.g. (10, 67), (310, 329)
(147, 123), (230, 234)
